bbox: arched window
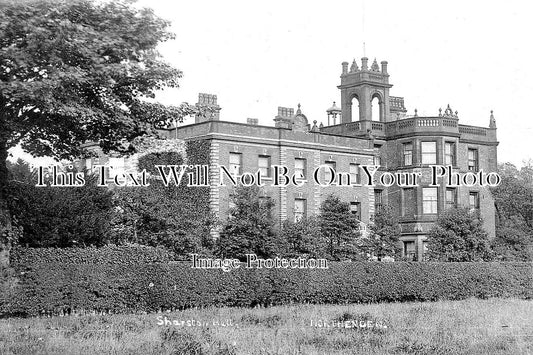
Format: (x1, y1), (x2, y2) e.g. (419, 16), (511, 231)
(351, 96), (360, 121)
(371, 95), (381, 121)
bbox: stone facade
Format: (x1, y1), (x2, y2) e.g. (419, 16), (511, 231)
(166, 58), (499, 261)
(79, 58), (498, 261)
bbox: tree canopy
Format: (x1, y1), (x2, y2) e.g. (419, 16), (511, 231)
(318, 195), (362, 261)
(426, 207), (493, 262)
(216, 186), (279, 260)
(0, 0), (195, 193)
(366, 204), (401, 260)
(492, 161), (533, 231)
(490, 161), (533, 261)
(280, 216), (324, 259)
(0, 0), (195, 257)
(7, 159), (115, 247)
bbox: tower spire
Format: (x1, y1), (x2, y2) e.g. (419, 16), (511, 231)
(362, 0), (366, 57)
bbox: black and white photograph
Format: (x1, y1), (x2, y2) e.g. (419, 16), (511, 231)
(1, 0), (532, 354)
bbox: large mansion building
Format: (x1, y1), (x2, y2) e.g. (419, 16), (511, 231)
(82, 57), (499, 261)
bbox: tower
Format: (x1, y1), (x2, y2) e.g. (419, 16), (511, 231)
(338, 57), (392, 123)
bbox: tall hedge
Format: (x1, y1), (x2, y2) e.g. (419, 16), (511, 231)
(2, 247), (532, 317)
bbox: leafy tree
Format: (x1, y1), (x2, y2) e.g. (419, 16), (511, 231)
(7, 160), (115, 247)
(0, 0), (197, 260)
(366, 205), (401, 260)
(318, 194), (363, 261)
(6, 159), (37, 183)
(426, 207), (493, 262)
(490, 161), (533, 261)
(491, 226), (533, 261)
(280, 216), (325, 258)
(493, 161), (533, 230)
(216, 186), (278, 260)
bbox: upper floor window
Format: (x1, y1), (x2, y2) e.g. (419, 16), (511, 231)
(445, 142), (456, 166)
(421, 141), (437, 165)
(445, 188), (457, 209)
(374, 189), (383, 212)
(403, 142), (413, 166)
(349, 163), (361, 185)
(294, 199), (306, 222)
(229, 153), (242, 176)
(374, 144), (382, 167)
(468, 148), (479, 171)
(295, 158), (306, 179)
(422, 187), (438, 214)
(402, 187), (416, 217)
(324, 161), (336, 183)
(258, 155), (271, 177)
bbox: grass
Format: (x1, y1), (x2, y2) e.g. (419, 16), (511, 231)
(0, 298), (532, 354)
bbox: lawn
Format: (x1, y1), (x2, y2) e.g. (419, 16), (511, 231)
(0, 298), (532, 354)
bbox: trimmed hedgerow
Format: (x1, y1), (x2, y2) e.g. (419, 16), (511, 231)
(2, 257), (532, 317)
(9, 245), (175, 265)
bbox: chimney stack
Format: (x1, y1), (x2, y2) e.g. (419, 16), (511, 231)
(381, 61), (388, 74)
(361, 57), (369, 71)
(195, 93), (221, 123)
(341, 61), (349, 75)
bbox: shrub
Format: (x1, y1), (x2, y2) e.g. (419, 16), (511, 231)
(426, 207), (493, 262)
(9, 245), (175, 265)
(216, 186), (278, 260)
(366, 205), (402, 260)
(8, 169), (115, 248)
(318, 195), (363, 261)
(279, 216), (324, 258)
(2, 247), (532, 317)
(492, 226), (533, 261)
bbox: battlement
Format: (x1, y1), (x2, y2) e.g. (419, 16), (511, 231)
(342, 57), (388, 73)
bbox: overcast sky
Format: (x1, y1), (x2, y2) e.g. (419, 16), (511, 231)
(10, 0), (533, 167)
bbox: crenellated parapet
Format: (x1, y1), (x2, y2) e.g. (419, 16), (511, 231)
(340, 57), (390, 85)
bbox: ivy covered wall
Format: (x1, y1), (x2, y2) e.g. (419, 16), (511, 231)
(113, 138), (214, 258)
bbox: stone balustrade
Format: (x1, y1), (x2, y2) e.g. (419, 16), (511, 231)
(320, 116), (495, 143)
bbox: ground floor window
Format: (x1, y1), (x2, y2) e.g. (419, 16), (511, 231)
(403, 241), (416, 261)
(294, 199), (306, 222)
